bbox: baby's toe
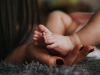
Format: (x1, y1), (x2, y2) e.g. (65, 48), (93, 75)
(33, 30), (43, 41)
(33, 34), (38, 38)
(39, 25), (52, 34)
(33, 34), (38, 41)
(33, 37), (38, 41)
(34, 31), (39, 34)
(43, 33), (55, 43)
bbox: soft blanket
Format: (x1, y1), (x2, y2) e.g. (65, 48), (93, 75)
(0, 47), (100, 75)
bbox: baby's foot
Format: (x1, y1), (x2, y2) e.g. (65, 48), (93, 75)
(33, 24), (54, 47)
(33, 25), (74, 56)
(33, 30), (46, 47)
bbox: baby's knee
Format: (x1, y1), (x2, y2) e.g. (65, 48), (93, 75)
(48, 10), (72, 24)
(48, 10), (70, 19)
(47, 10), (64, 20)
(49, 10), (64, 16)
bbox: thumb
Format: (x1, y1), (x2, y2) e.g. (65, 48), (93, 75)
(28, 43), (64, 66)
(36, 52), (64, 66)
(47, 56), (64, 66)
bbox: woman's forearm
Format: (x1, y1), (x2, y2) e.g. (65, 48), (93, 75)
(5, 43), (30, 63)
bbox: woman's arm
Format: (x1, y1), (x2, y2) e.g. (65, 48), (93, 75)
(5, 43), (30, 63)
(5, 42), (93, 66)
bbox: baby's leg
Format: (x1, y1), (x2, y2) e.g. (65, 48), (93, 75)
(33, 11), (80, 54)
(33, 25), (74, 56)
(70, 9), (100, 46)
(46, 11), (94, 36)
(46, 11), (80, 36)
(33, 11), (92, 45)
(33, 11), (94, 56)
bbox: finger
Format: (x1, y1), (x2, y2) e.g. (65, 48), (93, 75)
(48, 56), (64, 66)
(73, 46), (94, 64)
(64, 44), (83, 66)
(31, 45), (64, 66)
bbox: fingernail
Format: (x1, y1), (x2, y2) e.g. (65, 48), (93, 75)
(79, 45), (84, 51)
(56, 59), (64, 65)
(89, 48), (94, 53)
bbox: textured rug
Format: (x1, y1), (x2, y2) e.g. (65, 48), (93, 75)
(0, 57), (100, 75)
(0, 47), (100, 75)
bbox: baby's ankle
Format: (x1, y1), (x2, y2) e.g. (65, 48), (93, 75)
(69, 34), (81, 47)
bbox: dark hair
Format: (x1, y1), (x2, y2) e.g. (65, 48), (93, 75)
(0, 0), (40, 60)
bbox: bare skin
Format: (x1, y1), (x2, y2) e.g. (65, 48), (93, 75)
(5, 42), (93, 66)
(33, 25), (73, 56)
(33, 10), (95, 56)
(5, 11), (95, 66)
(45, 11), (94, 35)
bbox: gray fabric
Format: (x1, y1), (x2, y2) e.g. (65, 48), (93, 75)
(0, 57), (100, 75)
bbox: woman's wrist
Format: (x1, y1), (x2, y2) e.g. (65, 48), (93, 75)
(5, 42), (31, 63)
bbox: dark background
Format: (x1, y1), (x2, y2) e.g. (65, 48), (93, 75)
(38, 0), (100, 24)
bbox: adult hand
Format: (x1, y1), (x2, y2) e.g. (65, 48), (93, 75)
(26, 42), (94, 66)
(64, 44), (94, 66)
(5, 42), (94, 66)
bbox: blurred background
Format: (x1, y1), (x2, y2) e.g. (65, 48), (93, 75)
(37, 0), (100, 25)
(36, 0), (100, 58)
